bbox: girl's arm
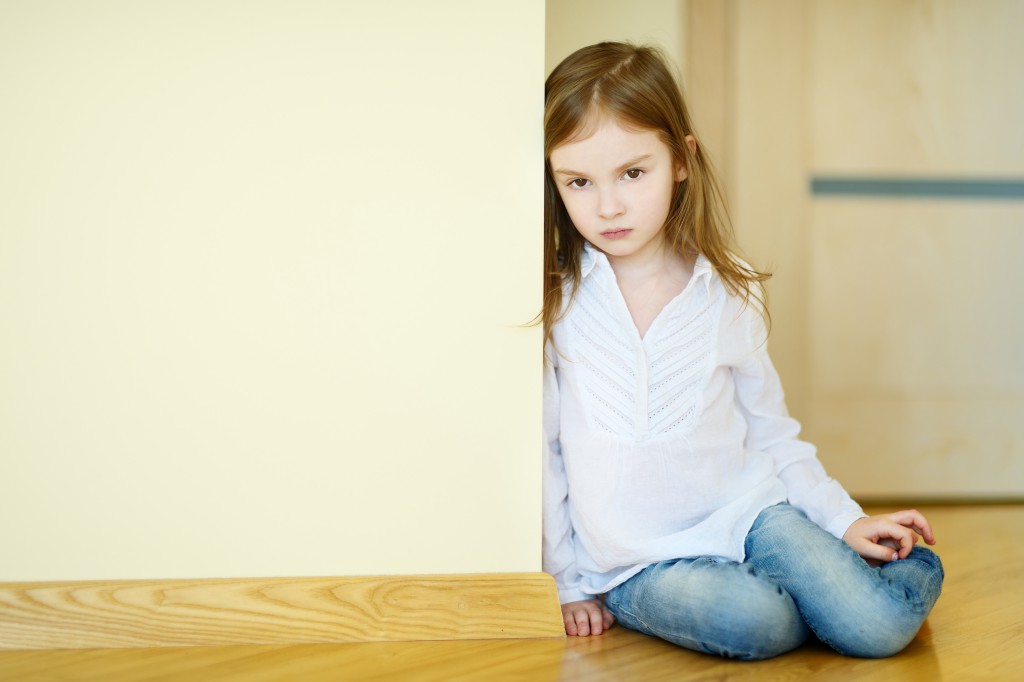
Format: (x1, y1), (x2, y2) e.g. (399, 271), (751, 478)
(541, 345), (590, 605)
(543, 348), (616, 635)
(730, 304), (937, 561)
(729, 304), (865, 539)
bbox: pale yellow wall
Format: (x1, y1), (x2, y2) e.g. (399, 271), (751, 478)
(0, 0), (544, 581)
(546, 0), (687, 76)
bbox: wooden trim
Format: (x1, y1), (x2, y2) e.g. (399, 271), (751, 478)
(0, 573), (565, 651)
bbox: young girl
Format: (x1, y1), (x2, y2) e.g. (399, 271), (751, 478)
(542, 42), (943, 660)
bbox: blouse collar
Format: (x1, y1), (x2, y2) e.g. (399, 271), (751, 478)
(581, 241), (714, 293)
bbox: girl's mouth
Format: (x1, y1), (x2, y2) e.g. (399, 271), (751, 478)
(601, 229), (632, 240)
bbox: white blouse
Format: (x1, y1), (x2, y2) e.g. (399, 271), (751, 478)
(543, 245), (865, 604)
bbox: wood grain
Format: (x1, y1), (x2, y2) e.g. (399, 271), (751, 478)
(0, 506), (1021, 680)
(0, 573), (565, 650)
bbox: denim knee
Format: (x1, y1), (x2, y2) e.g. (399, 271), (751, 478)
(836, 547), (945, 658)
(744, 504), (944, 658)
(709, 568), (810, 660)
(606, 559), (809, 661)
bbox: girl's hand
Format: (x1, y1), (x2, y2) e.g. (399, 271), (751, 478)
(843, 509), (937, 564)
(561, 598), (615, 636)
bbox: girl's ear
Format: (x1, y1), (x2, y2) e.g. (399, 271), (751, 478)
(675, 135), (698, 182)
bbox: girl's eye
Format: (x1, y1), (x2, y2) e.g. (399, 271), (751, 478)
(624, 168), (643, 180)
(569, 178), (590, 188)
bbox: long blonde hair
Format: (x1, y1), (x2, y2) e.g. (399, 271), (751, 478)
(543, 42), (770, 349)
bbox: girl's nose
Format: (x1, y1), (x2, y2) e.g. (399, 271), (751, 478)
(597, 188), (625, 219)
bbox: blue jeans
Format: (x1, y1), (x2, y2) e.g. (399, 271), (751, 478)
(605, 503), (944, 660)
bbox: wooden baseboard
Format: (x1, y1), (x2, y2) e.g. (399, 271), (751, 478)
(0, 573), (565, 650)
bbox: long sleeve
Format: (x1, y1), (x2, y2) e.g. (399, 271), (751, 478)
(731, 307), (865, 540)
(541, 344), (588, 604)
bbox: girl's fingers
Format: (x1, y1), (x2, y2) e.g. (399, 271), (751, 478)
(846, 511), (938, 564)
(876, 520), (921, 560)
(566, 609), (583, 636)
(865, 523), (911, 562)
(889, 509), (936, 544)
(575, 608), (592, 636)
(864, 539), (900, 563)
(897, 529), (917, 559)
(897, 529), (920, 547)
(562, 601), (608, 636)
(563, 603), (584, 635)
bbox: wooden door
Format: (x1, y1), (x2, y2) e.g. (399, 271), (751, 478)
(688, 0), (1024, 500)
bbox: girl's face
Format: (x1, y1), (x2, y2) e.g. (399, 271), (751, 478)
(549, 117), (687, 267)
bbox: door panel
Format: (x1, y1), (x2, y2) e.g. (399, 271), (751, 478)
(690, 0), (1024, 499)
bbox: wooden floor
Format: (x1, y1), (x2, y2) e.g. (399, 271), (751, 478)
(1, 505), (1021, 681)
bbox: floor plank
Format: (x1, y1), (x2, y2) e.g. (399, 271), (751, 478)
(0, 504), (1020, 681)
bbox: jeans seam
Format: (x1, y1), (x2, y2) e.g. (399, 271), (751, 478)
(609, 566), (658, 633)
